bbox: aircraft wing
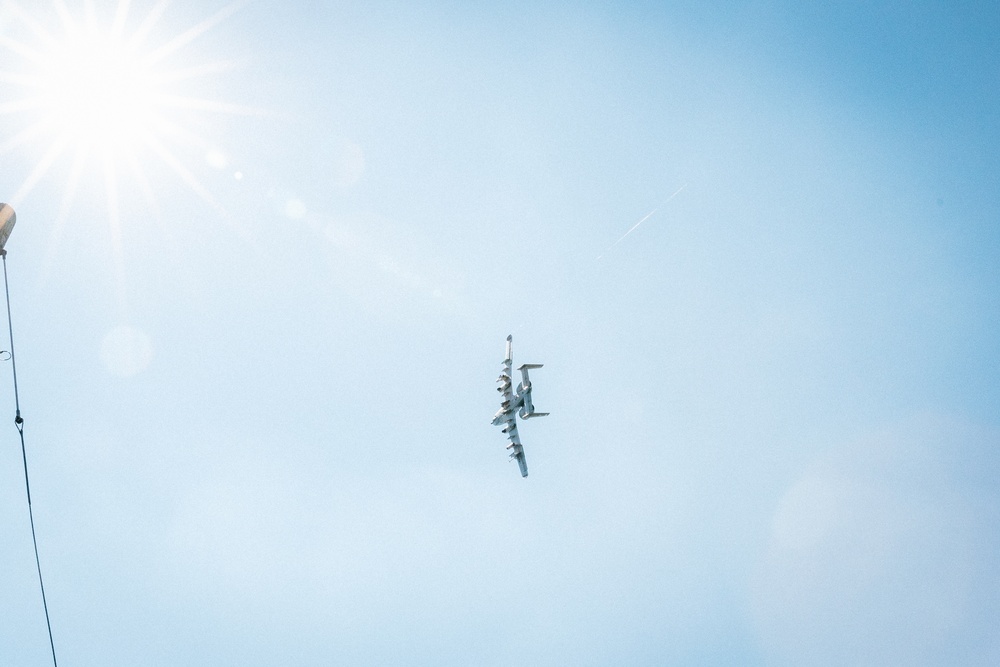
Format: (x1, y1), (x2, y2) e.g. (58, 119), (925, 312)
(509, 443), (528, 477)
(492, 335), (518, 424)
(491, 335), (532, 478)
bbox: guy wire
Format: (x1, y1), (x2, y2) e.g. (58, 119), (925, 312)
(2, 251), (59, 667)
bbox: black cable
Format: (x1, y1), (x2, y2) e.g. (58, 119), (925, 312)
(2, 251), (58, 667)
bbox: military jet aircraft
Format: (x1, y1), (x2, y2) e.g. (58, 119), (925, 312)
(491, 334), (548, 477)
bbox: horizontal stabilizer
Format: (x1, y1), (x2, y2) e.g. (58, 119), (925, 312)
(518, 363), (543, 370)
(522, 412), (549, 419)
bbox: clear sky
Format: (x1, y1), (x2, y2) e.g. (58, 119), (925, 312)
(1, 1), (998, 664)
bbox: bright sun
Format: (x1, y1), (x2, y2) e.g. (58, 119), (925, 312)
(0, 0), (250, 213)
(33, 20), (160, 154)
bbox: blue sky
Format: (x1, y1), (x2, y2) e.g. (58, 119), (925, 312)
(1, 1), (998, 664)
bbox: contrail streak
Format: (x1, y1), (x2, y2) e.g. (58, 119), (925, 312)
(597, 182), (688, 259)
(514, 181), (689, 333)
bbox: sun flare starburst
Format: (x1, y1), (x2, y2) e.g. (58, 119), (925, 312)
(0, 0), (254, 230)
(32, 19), (161, 153)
